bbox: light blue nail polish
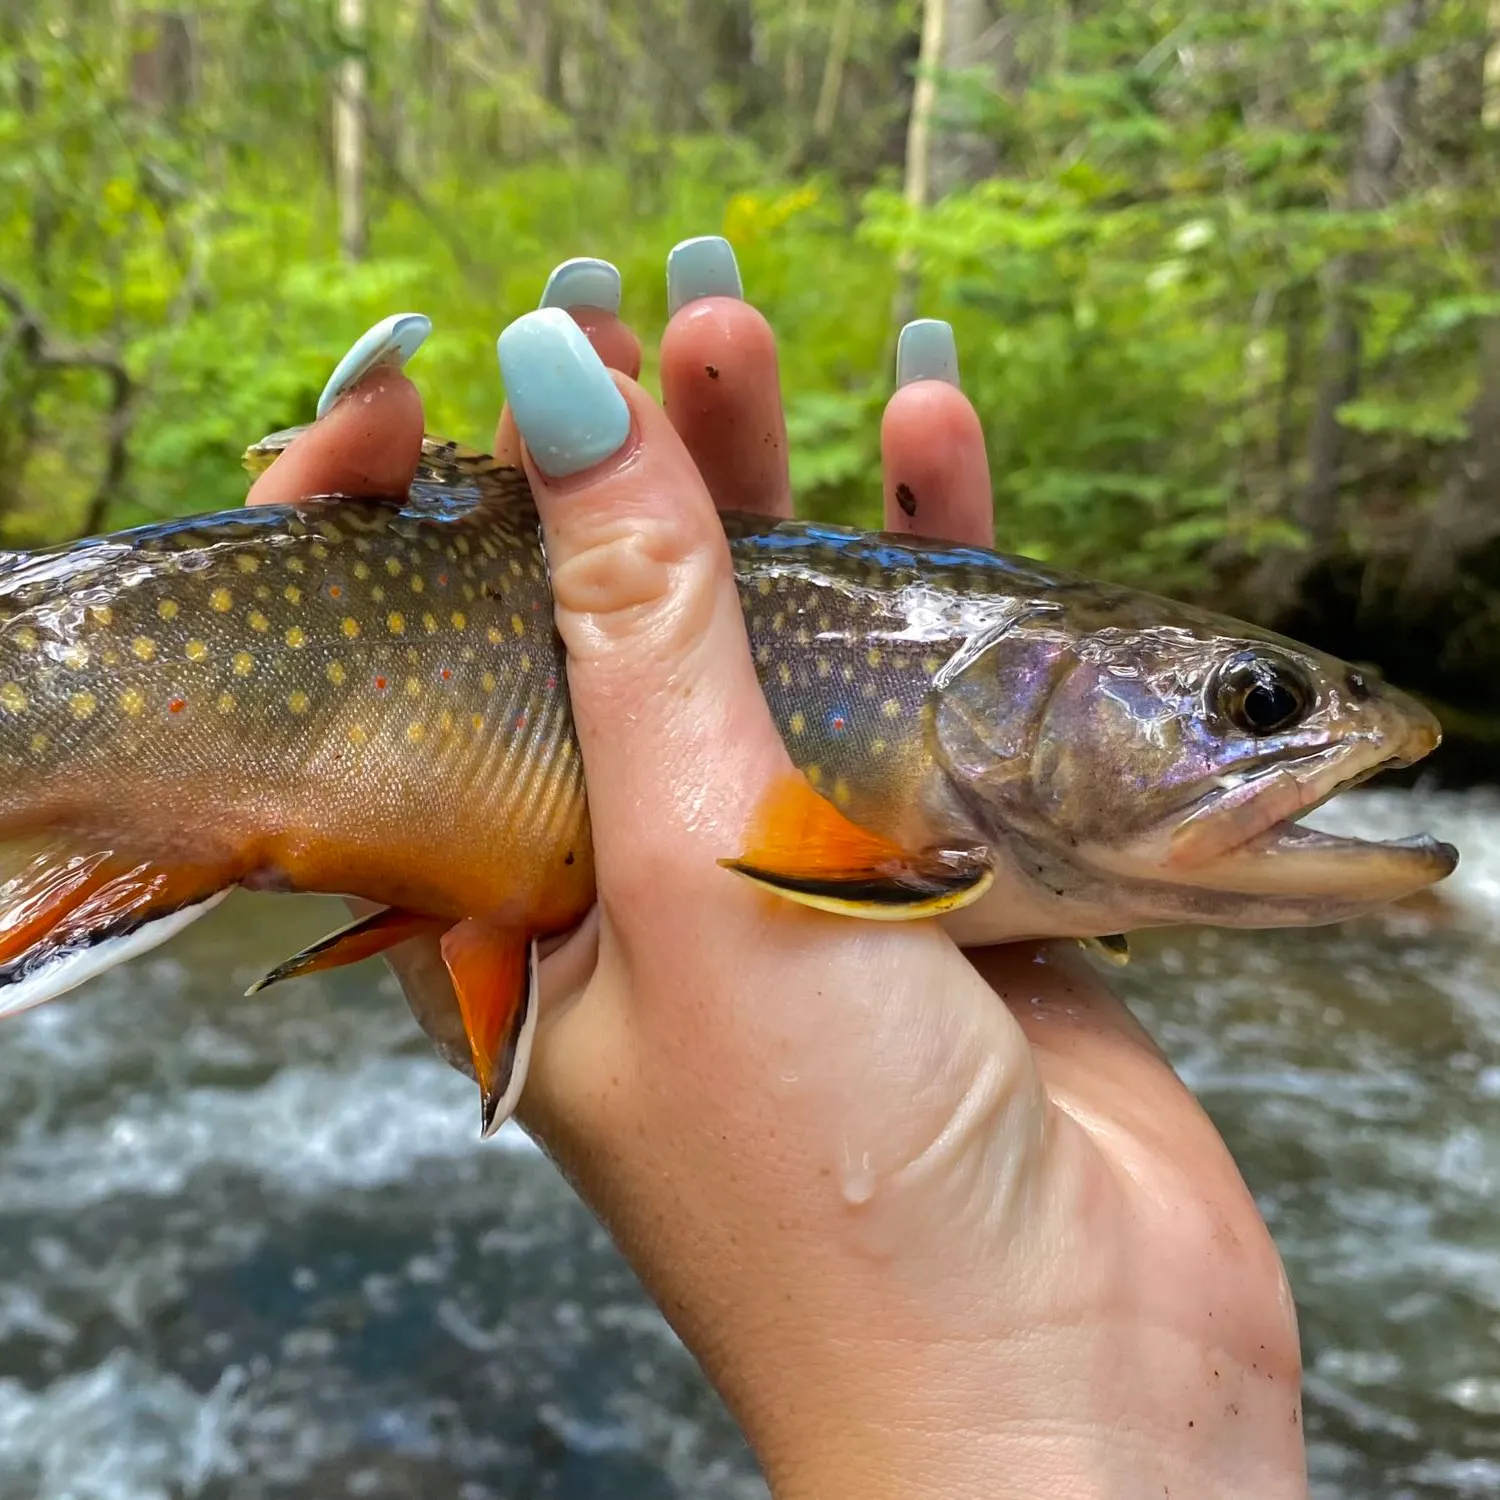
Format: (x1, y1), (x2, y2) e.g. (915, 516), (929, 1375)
(496, 308), (631, 479)
(316, 313), (432, 419)
(896, 319), (960, 389)
(540, 257), (622, 314)
(666, 236), (743, 315)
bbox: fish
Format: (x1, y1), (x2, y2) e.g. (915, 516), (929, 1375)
(0, 427), (1457, 1135)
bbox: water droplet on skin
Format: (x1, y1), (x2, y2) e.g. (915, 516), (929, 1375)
(838, 1142), (876, 1206)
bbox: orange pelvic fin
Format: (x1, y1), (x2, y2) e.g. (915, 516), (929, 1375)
(246, 906), (446, 996)
(719, 771), (993, 919)
(439, 919), (540, 1140)
(0, 840), (234, 1019)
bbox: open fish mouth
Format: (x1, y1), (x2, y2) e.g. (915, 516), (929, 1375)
(1163, 730), (1458, 900)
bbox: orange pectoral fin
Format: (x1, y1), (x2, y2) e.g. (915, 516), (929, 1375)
(718, 771), (993, 920)
(439, 920), (539, 1140)
(246, 906), (446, 995)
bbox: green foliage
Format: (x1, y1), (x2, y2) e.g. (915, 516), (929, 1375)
(0, 0), (1494, 606)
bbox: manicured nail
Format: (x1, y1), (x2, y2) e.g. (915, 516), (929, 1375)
(496, 309), (631, 479)
(896, 319), (959, 389)
(316, 313), (431, 419)
(540, 257), (622, 314)
(666, 236), (742, 315)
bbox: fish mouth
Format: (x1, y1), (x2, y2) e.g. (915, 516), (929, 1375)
(1160, 720), (1458, 901)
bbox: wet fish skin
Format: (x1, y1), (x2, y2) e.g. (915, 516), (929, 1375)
(0, 432), (1456, 1130)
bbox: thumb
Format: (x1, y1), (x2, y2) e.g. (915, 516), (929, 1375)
(495, 308), (789, 896)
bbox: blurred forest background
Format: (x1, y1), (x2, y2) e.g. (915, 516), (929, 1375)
(0, 0), (1496, 768)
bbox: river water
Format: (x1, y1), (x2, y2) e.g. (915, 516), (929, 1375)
(0, 786), (1494, 1499)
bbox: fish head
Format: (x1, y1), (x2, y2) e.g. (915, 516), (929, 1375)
(934, 596), (1457, 929)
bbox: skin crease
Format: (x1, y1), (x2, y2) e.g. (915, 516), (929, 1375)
(248, 295), (1309, 1499)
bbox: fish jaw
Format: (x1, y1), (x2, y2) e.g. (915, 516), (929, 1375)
(1076, 697), (1456, 911)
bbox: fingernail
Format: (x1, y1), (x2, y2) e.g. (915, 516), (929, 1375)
(896, 319), (960, 389)
(496, 309), (631, 479)
(540, 257), (622, 314)
(316, 313), (432, 419)
(666, 236), (742, 315)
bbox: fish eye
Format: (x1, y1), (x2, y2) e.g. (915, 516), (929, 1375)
(1213, 653), (1314, 736)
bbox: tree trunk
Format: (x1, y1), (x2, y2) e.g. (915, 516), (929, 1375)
(334, 0), (368, 264)
(891, 0), (949, 332)
(929, 0), (1009, 198)
(1297, 0), (1423, 550)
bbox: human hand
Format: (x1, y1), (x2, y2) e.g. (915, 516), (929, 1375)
(249, 242), (1308, 1500)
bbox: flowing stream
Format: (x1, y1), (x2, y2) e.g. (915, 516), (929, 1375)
(0, 785), (1495, 1498)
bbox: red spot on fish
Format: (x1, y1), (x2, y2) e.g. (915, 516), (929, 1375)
(515, 714), (527, 730)
(437, 574), (448, 587)
(831, 715), (846, 732)
(169, 698), (186, 715)
(546, 675), (557, 690)
(329, 584), (343, 599)
(374, 676), (388, 692)
(440, 667), (452, 681)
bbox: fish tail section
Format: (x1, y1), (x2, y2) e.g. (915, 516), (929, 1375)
(720, 771), (994, 919)
(439, 919), (539, 1140)
(247, 906), (446, 995)
(0, 839), (236, 1019)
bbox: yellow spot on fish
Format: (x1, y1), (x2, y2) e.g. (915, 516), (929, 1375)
(406, 721), (425, 744)
(778, 663), (792, 687)
(233, 651), (254, 677)
(287, 690), (309, 714)
(70, 691), (96, 721)
(789, 711), (806, 736)
(0, 683), (26, 713)
(481, 671), (496, 693)
(348, 724), (368, 747)
(755, 645), (770, 666)
(284, 585), (302, 605)
(772, 613), (785, 633)
(817, 658), (831, 679)
(185, 639), (208, 662)
(342, 617), (360, 639)
(211, 588), (233, 613)
(471, 713), (483, 731)
(841, 664), (854, 683)
(404, 677), (422, 699)
(386, 557), (402, 577)
(882, 698), (901, 719)
(327, 661), (346, 686)
(422, 613), (437, 634)
(285, 626), (305, 649)
(872, 738), (886, 755)
(922, 656), (942, 675)
(437, 709), (453, 734)
(310, 542), (329, 561)
(867, 648), (882, 668)
(132, 636), (156, 662)
(321, 523), (344, 543)
(833, 777), (851, 807)
(518, 653), (531, 673)
(372, 586), (386, 604)
(286, 557), (305, 575)
(353, 562), (370, 581)
(387, 612), (405, 635)
(13, 628), (36, 651)
(756, 577), (771, 596)
(61, 644), (88, 670)
(249, 611), (269, 633)
(89, 605), (112, 626)
(255, 585), (271, 602)
(451, 612), (467, 631)
(511, 615), (524, 636)
(29, 732), (47, 753)
(410, 576), (425, 594)
(216, 691), (235, 714)
(235, 555), (259, 574)
(805, 764), (822, 787)
(487, 626), (503, 646)
(157, 599), (179, 622)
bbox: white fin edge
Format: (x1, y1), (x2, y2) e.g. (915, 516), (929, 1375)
(0, 888), (234, 1020)
(480, 936), (540, 1141)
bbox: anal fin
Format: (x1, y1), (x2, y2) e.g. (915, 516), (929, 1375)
(719, 772), (992, 919)
(0, 841), (235, 1018)
(247, 906), (445, 995)
(439, 919), (540, 1140)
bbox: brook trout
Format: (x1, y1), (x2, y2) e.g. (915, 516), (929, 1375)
(0, 430), (1457, 1133)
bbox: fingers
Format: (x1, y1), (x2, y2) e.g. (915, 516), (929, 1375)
(493, 259), (642, 466)
(247, 313), (429, 508)
(881, 319), (994, 545)
(660, 237), (792, 519)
